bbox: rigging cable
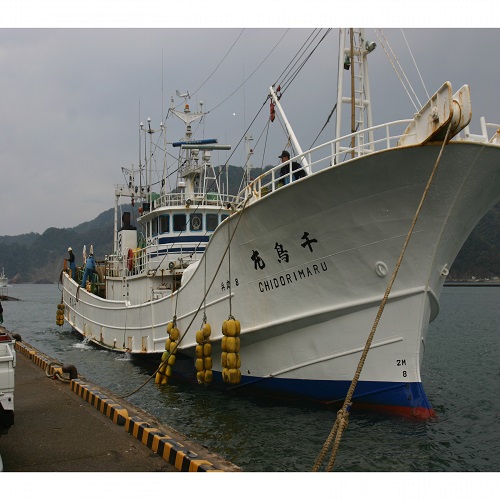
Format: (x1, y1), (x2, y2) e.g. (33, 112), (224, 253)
(374, 29), (422, 111)
(190, 29), (246, 98)
(279, 29), (332, 97)
(274, 29), (322, 87)
(206, 30), (289, 114)
(400, 28), (430, 101)
(308, 103), (337, 150)
(308, 29), (343, 150)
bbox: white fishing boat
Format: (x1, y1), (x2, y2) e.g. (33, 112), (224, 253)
(59, 29), (500, 418)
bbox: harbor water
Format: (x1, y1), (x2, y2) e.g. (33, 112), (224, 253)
(2, 283), (499, 472)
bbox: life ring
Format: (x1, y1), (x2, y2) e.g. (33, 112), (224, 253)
(191, 215), (201, 230)
(127, 248), (134, 271)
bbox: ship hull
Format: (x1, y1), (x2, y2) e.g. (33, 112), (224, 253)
(61, 141), (500, 416)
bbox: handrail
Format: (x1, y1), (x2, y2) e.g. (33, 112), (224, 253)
(236, 118), (414, 205)
(150, 191), (239, 212)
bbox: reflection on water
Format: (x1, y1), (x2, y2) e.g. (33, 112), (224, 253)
(5, 284), (499, 471)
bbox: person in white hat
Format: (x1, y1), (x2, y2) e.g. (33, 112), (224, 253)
(66, 247), (76, 279)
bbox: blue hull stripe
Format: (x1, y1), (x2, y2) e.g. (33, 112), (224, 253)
(167, 359), (433, 416)
(230, 376), (433, 411)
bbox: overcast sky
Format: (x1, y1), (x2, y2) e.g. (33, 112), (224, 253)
(1, 2), (499, 236)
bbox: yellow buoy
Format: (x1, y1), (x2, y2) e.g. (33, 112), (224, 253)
(225, 336), (240, 353)
(203, 323), (211, 338)
(156, 322), (181, 385)
(203, 343), (212, 357)
(195, 329), (205, 344)
(221, 316), (242, 384)
(204, 357), (213, 370)
(228, 368), (241, 384)
(225, 319), (238, 337)
(195, 358), (204, 372)
(170, 327), (180, 341)
(227, 352), (237, 369)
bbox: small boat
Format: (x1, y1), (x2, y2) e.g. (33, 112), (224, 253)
(59, 29), (500, 418)
(0, 268), (8, 288)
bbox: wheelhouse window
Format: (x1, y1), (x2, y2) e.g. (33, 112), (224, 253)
(206, 213), (218, 231)
(152, 217), (159, 237)
(221, 214), (228, 223)
(146, 221), (151, 238)
(190, 213), (203, 232)
(173, 213), (187, 232)
(160, 214), (170, 233)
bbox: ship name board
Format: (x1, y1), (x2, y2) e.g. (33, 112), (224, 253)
(258, 261), (329, 293)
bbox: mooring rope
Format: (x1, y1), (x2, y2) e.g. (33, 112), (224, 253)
(312, 120), (454, 472)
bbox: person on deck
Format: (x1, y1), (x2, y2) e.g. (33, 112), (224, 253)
(67, 247), (76, 279)
(0, 301), (3, 324)
(81, 251), (96, 289)
(278, 150), (307, 185)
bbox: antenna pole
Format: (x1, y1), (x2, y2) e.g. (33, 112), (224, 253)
(350, 29), (356, 158)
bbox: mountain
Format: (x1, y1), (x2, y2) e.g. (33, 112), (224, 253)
(0, 165), (498, 283)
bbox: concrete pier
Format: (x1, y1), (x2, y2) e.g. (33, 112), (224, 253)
(0, 334), (239, 473)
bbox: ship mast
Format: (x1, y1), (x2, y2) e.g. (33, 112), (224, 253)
(335, 28), (376, 158)
(170, 97), (231, 203)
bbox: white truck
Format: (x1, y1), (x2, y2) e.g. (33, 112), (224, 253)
(0, 328), (15, 435)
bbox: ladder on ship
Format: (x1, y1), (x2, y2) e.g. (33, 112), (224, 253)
(335, 28), (376, 158)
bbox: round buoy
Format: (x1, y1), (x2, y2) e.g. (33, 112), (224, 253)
(221, 317), (241, 384)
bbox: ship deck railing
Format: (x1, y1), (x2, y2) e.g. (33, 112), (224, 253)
(145, 192), (239, 212)
(237, 118), (414, 204)
(236, 116), (498, 205)
(104, 243), (202, 278)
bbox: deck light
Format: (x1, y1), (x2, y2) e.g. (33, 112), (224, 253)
(365, 41), (376, 53)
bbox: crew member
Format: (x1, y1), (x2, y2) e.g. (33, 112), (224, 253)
(278, 150), (307, 185)
(81, 250), (96, 289)
(67, 247), (76, 279)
